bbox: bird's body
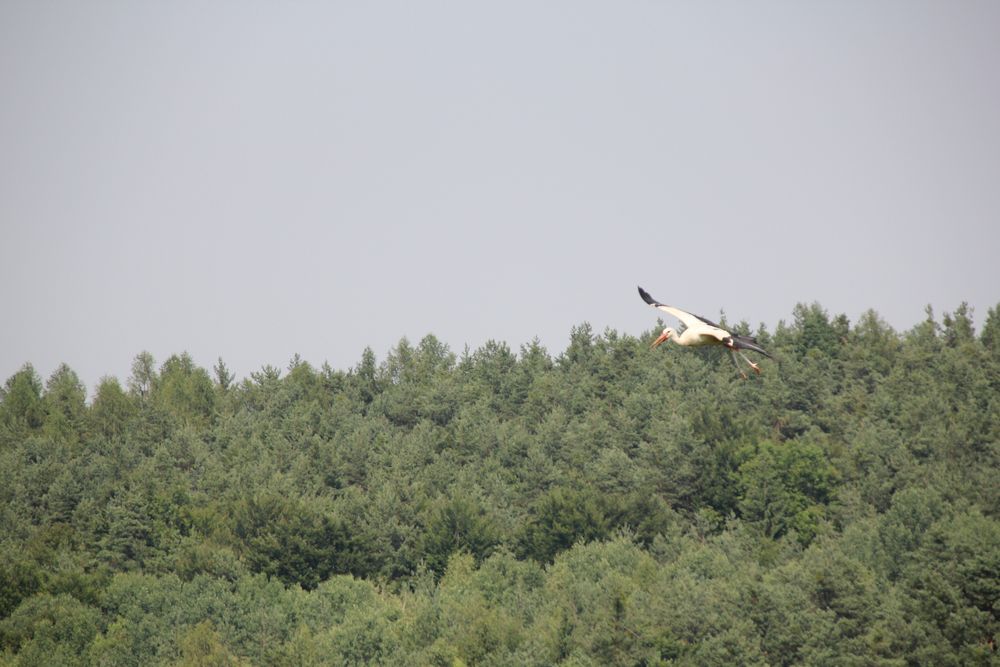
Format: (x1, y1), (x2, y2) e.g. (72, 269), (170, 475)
(637, 286), (772, 377)
(665, 325), (726, 348)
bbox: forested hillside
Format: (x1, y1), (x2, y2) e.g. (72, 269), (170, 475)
(2, 302), (999, 666)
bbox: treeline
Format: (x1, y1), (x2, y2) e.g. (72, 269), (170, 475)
(1, 302), (998, 665)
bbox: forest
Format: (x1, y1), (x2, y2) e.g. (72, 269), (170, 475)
(1, 301), (999, 666)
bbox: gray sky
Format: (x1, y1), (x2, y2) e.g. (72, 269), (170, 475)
(2, 1), (999, 393)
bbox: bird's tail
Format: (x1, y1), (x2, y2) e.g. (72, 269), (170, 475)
(732, 335), (773, 359)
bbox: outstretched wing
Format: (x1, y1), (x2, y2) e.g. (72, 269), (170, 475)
(637, 286), (725, 331)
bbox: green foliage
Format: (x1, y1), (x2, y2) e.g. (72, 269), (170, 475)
(738, 436), (836, 543)
(421, 493), (499, 575)
(127, 351), (157, 401)
(89, 377), (137, 442)
(97, 488), (157, 571)
(899, 508), (1000, 661)
(0, 593), (101, 666)
(0, 364), (45, 438)
(230, 493), (356, 589)
(791, 302), (843, 358)
(41, 364), (88, 445)
(155, 353), (216, 429)
(175, 620), (249, 667)
(519, 486), (611, 563)
(1, 301), (999, 664)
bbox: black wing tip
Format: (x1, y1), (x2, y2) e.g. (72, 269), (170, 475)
(733, 335), (773, 359)
(637, 286), (656, 305)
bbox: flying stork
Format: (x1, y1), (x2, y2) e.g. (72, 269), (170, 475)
(638, 286), (772, 378)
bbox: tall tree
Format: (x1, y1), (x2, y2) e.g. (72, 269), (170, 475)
(0, 363), (45, 435)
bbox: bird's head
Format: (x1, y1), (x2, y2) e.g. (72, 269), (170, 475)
(651, 327), (674, 349)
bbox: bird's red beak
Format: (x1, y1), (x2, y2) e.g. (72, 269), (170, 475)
(651, 331), (670, 349)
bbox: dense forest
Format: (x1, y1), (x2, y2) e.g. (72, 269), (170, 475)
(2, 301), (999, 666)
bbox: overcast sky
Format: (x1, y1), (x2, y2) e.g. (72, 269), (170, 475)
(2, 1), (998, 393)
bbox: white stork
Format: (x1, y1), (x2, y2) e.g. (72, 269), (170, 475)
(638, 286), (772, 378)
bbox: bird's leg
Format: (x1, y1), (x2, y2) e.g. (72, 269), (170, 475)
(730, 349), (748, 380)
(738, 350), (762, 375)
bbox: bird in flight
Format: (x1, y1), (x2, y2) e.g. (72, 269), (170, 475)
(638, 286), (772, 378)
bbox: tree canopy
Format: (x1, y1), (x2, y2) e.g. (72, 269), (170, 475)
(1, 302), (998, 665)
